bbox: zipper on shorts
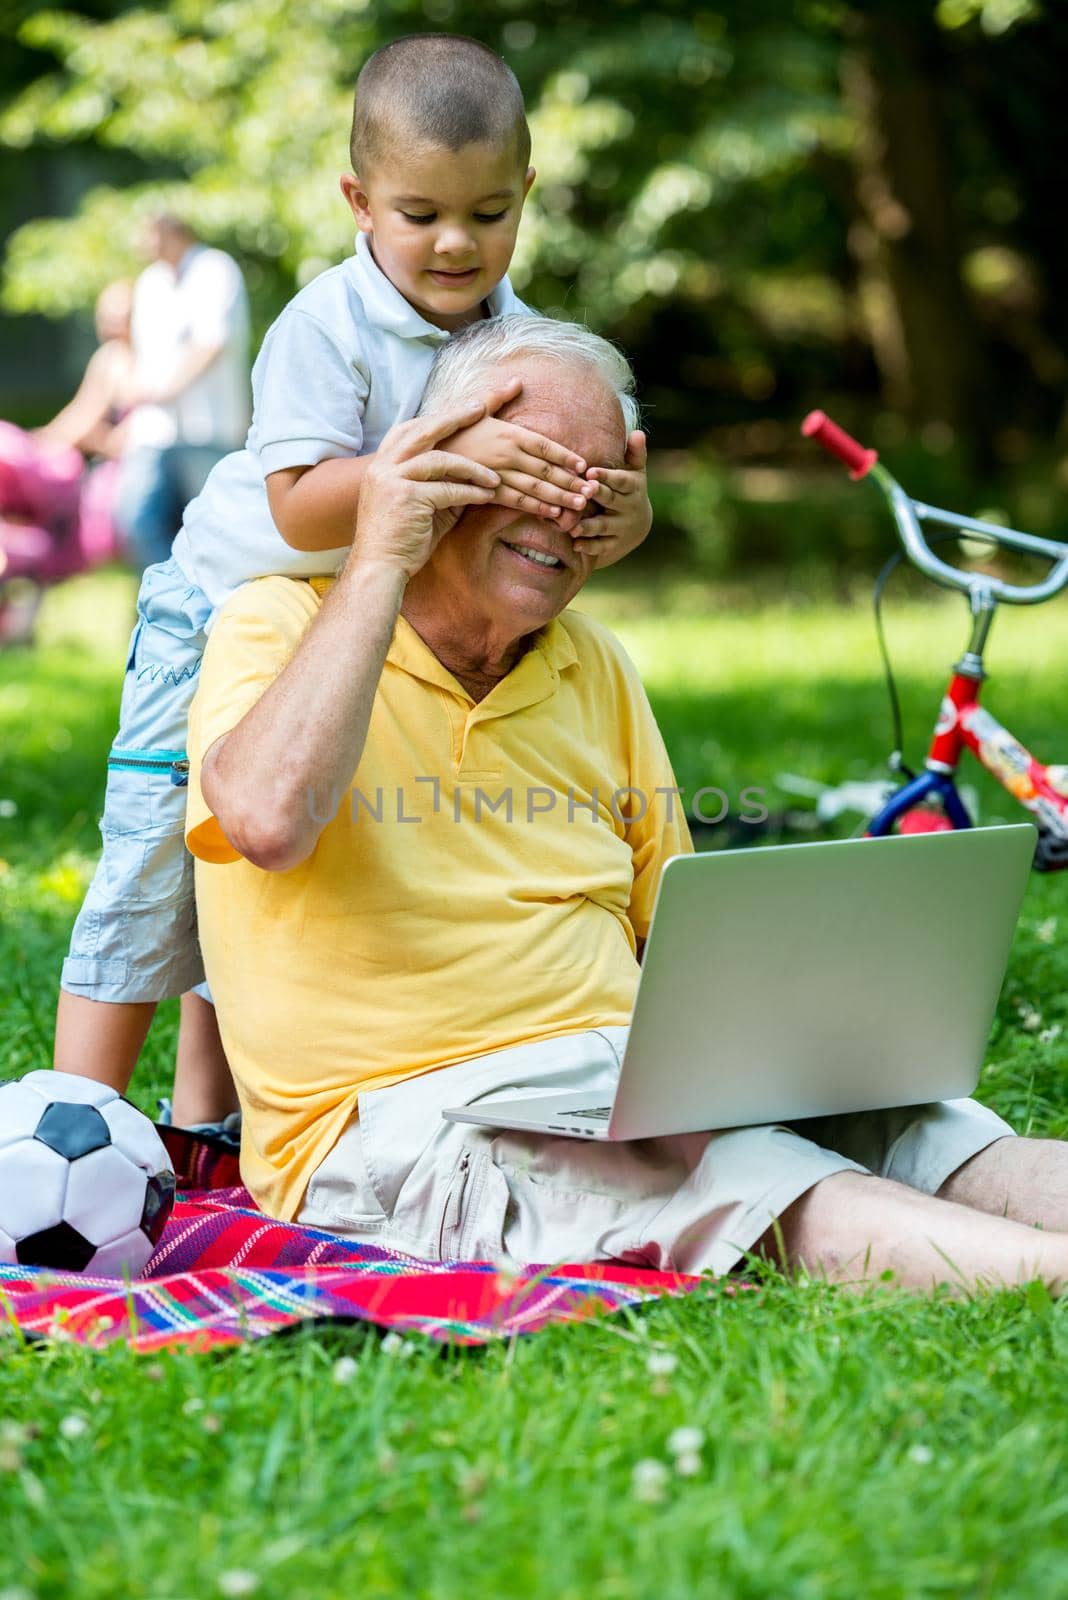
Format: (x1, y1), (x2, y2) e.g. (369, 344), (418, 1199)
(108, 747), (190, 787)
(438, 1151), (471, 1261)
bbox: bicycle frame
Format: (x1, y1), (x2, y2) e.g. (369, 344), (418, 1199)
(868, 663), (1068, 868)
(801, 411), (1068, 871)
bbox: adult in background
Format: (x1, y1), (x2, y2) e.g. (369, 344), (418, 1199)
(118, 214), (249, 572)
(184, 316), (1068, 1296)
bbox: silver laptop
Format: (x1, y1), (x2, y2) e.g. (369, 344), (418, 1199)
(444, 825), (1035, 1142)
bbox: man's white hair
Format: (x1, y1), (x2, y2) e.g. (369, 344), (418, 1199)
(418, 313), (640, 435)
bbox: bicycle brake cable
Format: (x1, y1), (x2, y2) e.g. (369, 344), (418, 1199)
(871, 528), (1003, 783)
(872, 549), (914, 780)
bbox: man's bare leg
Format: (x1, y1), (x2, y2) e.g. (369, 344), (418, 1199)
(53, 989), (155, 1093)
(763, 1170), (1068, 1294)
(938, 1135), (1068, 1232)
(171, 991), (239, 1126)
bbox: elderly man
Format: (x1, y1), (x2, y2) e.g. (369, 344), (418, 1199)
(187, 315), (1068, 1293)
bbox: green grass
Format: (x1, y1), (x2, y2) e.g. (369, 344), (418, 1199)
(3, 569), (1068, 1599)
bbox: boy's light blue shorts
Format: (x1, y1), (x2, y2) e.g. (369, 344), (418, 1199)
(62, 556), (214, 1004)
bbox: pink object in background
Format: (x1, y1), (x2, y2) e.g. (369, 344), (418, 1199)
(0, 419), (121, 587)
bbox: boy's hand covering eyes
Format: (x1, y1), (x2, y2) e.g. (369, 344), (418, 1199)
(573, 431), (652, 568)
(439, 380), (595, 520)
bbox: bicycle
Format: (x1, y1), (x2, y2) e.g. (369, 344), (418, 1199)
(801, 411), (1068, 871)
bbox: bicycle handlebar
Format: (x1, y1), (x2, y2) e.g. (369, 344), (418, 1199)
(801, 410), (1068, 606)
(801, 410), (878, 480)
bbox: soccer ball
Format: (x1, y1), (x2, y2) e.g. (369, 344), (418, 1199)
(0, 1070), (175, 1277)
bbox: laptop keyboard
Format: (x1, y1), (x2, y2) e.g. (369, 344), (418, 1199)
(569, 1106), (612, 1120)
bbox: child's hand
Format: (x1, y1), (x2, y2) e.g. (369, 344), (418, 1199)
(574, 432), (651, 567)
(441, 412), (595, 521)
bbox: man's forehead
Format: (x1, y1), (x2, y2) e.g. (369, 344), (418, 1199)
(499, 364), (626, 468)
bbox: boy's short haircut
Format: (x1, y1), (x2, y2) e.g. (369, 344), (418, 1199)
(350, 33), (531, 175)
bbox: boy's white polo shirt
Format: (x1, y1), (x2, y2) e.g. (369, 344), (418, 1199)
(172, 233), (528, 612)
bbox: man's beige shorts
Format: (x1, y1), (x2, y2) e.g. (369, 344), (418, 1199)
(298, 1027), (1014, 1276)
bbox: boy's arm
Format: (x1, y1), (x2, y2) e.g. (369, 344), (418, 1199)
(266, 456), (377, 553)
(267, 378), (592, 553)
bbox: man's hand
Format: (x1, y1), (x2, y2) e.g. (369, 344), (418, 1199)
(573, 431), (652, 568)
(441, 389), (595, 521)
(351, 401), (503, 580)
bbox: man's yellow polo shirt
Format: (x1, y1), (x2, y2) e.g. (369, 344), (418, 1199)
(186, 576), (692, 1220)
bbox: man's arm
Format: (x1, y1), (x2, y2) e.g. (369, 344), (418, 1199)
(202, 557), (405, 869)
(201, 401), (500, 870)
(143, 340), (225, 406)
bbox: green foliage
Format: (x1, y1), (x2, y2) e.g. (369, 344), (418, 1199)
(0, 0), (852, 340)
(3, 0), (1068, 575)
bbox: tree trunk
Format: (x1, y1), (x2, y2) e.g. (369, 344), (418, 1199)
(843, 5), (989, 456)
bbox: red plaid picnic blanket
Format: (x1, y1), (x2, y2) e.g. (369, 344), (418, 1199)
(0, 1128), (710, 1351)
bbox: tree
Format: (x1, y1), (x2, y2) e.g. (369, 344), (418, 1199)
(1, 0), (1062, 465)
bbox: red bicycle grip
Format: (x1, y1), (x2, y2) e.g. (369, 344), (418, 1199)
(801, 410), (878, 480)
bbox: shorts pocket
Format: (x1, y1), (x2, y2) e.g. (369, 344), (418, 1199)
(439, 1147), (510, 1262)
(104, 826), (191, 907)
(302, 1114), (389, 1231)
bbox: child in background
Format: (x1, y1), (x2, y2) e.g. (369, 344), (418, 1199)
(55, 32), (653, 1138)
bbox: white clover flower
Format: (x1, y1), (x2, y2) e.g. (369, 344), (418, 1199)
(666, 1426), (705, 1457)
(20, 1472), (45, 1509)
(218, 1571), (260, 1597)
(1036, 917), (1058, 945)
(381, 1332), (407, 1357)
(674, 1451), (702, 1477)
(58, 1415), (88, 1440)
(1039, 1024), (1063, 1045)
(1019, 1005), (1043, 1032)
(645, 1350), (678, 1378)
(182, 1397), (205, 1416)
(631, 1458), (670, 1503)
(908, 1443), (934, 1466)
(332, 1356), (358, 1385)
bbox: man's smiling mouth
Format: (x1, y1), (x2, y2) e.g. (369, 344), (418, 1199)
(503, 541), (564, 569)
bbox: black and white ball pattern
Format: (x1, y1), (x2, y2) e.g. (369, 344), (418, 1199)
(0, 1070), (175, 1277)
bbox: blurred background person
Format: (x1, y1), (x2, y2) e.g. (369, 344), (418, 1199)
(117, 213), (249, 573)
(0, 279), (136, 645)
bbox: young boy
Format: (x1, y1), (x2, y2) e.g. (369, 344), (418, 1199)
(54, 33), (652, 1135)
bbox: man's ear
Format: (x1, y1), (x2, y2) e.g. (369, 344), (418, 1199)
(339, 173), (372, 233)
(522, 166), (536, 200)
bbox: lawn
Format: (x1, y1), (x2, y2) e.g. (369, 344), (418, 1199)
(2, 567), (1068, 1599)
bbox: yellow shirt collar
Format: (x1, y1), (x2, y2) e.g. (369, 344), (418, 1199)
(307, 576), (580, 701)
